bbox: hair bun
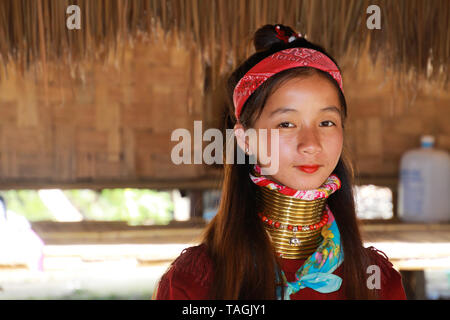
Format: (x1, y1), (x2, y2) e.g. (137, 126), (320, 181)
(253, 24), (300, 52)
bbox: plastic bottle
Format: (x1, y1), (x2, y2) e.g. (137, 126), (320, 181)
(398, 135), (450, 222)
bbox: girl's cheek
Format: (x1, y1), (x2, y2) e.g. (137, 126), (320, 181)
(255, 130), (280, 155)
(255, 133), (290, 166)
(328, 136), (344, 159)
(274, 140), (294, 167)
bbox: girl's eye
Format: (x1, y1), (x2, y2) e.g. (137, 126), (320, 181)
(320, 121), (336, 127)
(278, 122), (295, 128)
(278, 121), (336, 128)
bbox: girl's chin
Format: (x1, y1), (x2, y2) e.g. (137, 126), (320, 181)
(283, 182), (321, 190)
(280, 174), (329, 190)
(269, 177), (320, 191)
(288, 183), (322, 191)
(266, 168), (330, 190)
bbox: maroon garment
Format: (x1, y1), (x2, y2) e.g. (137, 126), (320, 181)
(154, 244), (406, 300)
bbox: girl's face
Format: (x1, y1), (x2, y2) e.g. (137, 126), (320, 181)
(236, 74), (344, 190)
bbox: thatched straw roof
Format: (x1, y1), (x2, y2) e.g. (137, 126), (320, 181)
(0, 0), (449, 87)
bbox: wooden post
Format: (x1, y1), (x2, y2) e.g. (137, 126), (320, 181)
(189, 190), (204, 222)
(400, 270), (426, 300)
(392, 187), (399, 220)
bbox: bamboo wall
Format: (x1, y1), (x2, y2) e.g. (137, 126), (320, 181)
(0, 0), (449, 190)
(342, 52), (450, 182)
(0, 29), (448, 190)
(0, 28), (215, 189)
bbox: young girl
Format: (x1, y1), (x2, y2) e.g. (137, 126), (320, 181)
(153, 24), (406, 300)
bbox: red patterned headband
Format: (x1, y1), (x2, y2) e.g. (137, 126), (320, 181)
(233, 47), (343, 121)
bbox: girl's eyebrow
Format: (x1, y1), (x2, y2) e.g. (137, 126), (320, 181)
(321, 106), (342, 116)
(269, 107), (297, 117)
(270, 105), (341, 117)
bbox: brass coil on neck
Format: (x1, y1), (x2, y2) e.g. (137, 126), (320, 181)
(256, 185), (327, 259)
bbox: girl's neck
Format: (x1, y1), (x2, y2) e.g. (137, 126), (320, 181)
(255, 184), (326, 259)
(250, 164), (341, 259)
(250, 165), (341, 259)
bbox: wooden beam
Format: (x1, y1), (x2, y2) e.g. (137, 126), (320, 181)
(0, 174), (223, 191)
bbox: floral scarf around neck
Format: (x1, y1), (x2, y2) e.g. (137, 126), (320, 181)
(249, 164), (345, 299)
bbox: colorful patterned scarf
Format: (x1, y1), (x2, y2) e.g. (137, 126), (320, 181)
(249, 164), (345, 299)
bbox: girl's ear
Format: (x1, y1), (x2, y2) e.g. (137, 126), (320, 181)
(233, 123), (250, 155)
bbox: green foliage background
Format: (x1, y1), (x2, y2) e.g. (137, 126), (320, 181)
(1, 189), (173, 225)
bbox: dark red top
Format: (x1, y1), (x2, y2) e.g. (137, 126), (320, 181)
(154, 244), (406, 300)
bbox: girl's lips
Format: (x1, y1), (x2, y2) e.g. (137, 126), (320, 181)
(296, 165), (320, 173)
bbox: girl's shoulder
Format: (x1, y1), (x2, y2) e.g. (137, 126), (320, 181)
(365, 246), (395, 270)
(364, 246), (407, 299)
(154, 243), (213, 299)
(169, 243), (213, 286)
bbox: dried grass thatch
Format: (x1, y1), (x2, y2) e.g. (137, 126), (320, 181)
(0, 0), (449, 88)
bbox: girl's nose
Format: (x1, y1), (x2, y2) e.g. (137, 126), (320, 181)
(297, 128), (322, 155)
